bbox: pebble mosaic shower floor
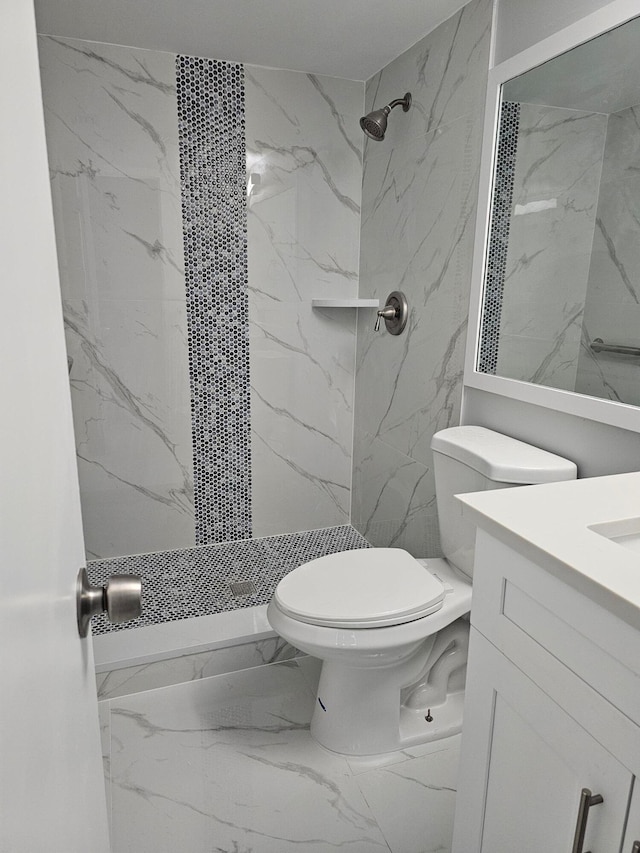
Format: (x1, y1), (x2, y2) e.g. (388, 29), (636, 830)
(87, 524), (371, 635)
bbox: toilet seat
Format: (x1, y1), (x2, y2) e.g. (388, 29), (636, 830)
(274, 548), (445, 629)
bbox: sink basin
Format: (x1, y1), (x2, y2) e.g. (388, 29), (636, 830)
(589, 518), (640, 554)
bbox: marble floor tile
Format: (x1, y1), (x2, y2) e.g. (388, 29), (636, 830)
(105, 659), (461, 852)
(108, 662), (388, 852)
(354, 738), (460, 853)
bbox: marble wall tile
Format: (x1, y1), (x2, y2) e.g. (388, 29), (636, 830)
(576, 105), (640, 405)
(352, 0), (492, 557)
(351, 429), (440, 557)
(39, 36), (195, 559)
(496, 104), (608, 391)
(245, 67), (362, 304)
(96, 638), (302, 701)
(64, 296), (193, 558)
(246, 66), (364, 535)
(356, 119), (478, 465)
(41, 36), (367, 556)
(364, 0), (492, 141)
(250, 303), (355, 535)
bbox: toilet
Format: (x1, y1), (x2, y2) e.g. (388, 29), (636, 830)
(267, 426), (577, 755)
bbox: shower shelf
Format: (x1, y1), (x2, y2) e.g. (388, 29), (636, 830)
(311, 298), (380, 308)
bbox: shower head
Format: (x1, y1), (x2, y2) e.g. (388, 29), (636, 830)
(359, 92), (411, 141)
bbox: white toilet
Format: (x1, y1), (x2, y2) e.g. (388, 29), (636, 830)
(267, 426), (577, 755)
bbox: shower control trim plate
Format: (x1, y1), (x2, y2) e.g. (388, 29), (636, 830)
(375, 291), (409, 335)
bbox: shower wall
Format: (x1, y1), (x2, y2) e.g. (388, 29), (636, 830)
(245, 67), (363, 538)
(40, 38), (191, 560)
(39, 36), (363, 559)
(351, 0), (492, 556)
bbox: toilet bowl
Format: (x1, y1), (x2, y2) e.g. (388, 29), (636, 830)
(267, 552), (471, 755)
(268, 426), (577, 756)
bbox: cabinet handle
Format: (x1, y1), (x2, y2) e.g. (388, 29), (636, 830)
(631, 842), (640, 853)
(571, 788), (604, 853)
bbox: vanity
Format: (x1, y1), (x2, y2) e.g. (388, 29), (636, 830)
(451, 473), (640, 852)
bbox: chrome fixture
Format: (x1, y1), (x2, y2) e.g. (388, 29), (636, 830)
(590, 337), (640, 357)
(571, 788), (603, 853)
(228, 580), (256, 598)
(76, 567), (142, 638)
(360, 93), (411, 141)
(375, 291), (409, 335)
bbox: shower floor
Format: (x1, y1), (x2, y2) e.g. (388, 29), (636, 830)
(91, 525), (370, 699)
(100, 656), (461, 853)
(88, 525), (371, 635)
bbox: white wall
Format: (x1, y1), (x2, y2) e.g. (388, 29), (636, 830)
(463, 387), (640, 475)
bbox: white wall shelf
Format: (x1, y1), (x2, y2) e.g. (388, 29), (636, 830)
(311, 298), (380, 308)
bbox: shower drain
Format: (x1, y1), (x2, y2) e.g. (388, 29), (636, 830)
(228, 580), (256, 598)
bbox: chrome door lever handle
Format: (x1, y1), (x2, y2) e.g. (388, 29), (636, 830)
(76, 567), (142, 637)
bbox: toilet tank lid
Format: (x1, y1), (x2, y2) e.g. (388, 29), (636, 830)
(431, 426), (577, 484)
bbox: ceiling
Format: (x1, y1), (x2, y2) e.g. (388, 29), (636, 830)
(34, 0), (467, 82)
(504, 15), (640, 115)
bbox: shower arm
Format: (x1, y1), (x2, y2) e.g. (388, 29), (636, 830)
(387, 97), (410, 112)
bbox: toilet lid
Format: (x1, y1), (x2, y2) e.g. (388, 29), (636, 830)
(274, 548), (445, 628)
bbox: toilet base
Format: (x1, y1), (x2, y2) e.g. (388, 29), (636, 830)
(310, 656), (466, 756)
(399, 688), (465, 748)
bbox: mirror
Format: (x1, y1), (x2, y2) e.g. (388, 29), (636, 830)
(477, 14), (640, 408)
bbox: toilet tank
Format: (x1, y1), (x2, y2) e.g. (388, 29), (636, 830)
(431, 426), (577, 578)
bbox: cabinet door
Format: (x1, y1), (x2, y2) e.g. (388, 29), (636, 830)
(453, 630), (633, 853)
(622, 787), (640, 853)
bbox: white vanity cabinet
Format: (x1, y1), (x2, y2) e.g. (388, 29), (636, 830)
(452, 527), (640, 853)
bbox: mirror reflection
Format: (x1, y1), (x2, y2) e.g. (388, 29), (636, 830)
(478, 14), (640, 407)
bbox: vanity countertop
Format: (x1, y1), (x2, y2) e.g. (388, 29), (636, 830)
(458, 472), (640, 629)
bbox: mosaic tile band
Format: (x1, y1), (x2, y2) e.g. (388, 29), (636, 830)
(478, 101), (520, 374)
(176, 56), (251, 544)
(87, 525), (371, 634)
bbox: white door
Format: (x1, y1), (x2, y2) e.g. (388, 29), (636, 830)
(0, 2), (109, 851)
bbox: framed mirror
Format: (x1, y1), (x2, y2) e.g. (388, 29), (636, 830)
(465, 0), (640, 432)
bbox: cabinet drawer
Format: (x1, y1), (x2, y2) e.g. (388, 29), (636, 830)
(471, 529), (640, 738)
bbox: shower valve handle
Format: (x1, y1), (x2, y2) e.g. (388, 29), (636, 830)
(374, 305), (398, 331)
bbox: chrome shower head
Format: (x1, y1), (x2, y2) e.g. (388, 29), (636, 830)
(359, 92), (411, 141)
